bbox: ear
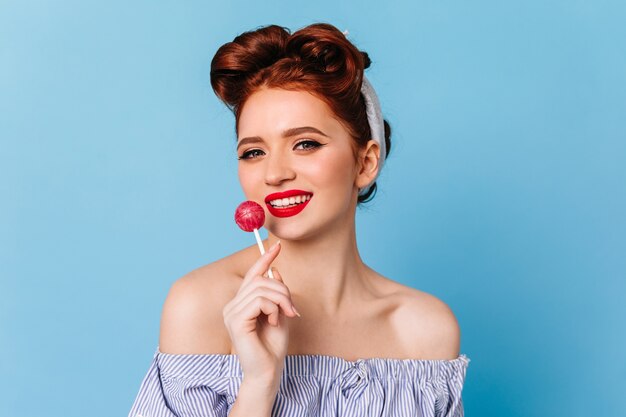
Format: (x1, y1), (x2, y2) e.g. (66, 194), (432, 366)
(355, 140), (381, 190)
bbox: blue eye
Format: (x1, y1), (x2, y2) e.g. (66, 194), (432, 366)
(238, 149), (265, 160)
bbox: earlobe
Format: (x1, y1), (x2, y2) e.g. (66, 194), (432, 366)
(356, 140), (381, 189)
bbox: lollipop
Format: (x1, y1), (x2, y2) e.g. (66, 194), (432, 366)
(234, 200), (275, 279)
(235, 200), (265, 232)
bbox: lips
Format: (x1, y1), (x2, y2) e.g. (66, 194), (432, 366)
(265, 189), (313, 218)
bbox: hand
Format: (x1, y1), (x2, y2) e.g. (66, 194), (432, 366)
(222, 241), (300, 382)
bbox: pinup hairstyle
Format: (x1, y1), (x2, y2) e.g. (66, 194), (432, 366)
(210, 22), (392, 204)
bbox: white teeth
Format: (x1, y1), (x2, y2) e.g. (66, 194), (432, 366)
(269, 194), (311, 207)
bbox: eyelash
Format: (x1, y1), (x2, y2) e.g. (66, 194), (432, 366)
(237, 140), (324, 160)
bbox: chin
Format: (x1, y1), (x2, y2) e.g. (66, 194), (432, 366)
(266, 222), (316, 242)
(268, 214), (348, 243)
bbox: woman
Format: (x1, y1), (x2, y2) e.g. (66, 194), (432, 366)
(128, 22), (469, 417)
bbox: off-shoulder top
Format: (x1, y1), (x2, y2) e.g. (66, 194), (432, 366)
(128, 347), (470, 417)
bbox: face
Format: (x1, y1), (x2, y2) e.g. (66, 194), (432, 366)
(236, 88), (362, 240)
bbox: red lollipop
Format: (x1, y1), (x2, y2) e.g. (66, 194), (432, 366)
(235, 200), (265, 232)
(234, 200), (275, 279)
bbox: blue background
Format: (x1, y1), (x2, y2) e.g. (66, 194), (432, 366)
(2, 1), (625, 416)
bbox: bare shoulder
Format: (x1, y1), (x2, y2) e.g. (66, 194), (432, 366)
(158, 246), (255, 354)
(390, 284), (461, 360)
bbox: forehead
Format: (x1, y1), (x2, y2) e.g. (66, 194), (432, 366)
(237, 88), (341, 137)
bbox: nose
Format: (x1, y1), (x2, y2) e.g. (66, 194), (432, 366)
(264, 151), (296, 186)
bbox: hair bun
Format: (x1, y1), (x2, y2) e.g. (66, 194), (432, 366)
(210, 25), (290, 107)
(286, 23), (364, 97)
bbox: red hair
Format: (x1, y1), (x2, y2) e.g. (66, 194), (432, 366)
(210, 23), (391, 203)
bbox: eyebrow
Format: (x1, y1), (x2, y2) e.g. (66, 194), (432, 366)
(236, 126), (329, 150)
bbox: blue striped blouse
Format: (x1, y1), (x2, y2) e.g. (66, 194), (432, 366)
(128, 347), (470, 417)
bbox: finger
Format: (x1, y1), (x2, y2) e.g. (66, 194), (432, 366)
(233, 287), (297, 318)
(271, 267), (283, 282)
(251, 297), (281, 326)
(268, 310), (279, 327)
(271, 269), (294, 304)
(242, 240), (281, 284)
(272, 269), (299, 317)
(236, 272), (292, 304)
(226, 296), (279, 328)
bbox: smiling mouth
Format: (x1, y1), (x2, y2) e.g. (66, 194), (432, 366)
(264, 189), (314, 219)
(268, 194), (312, 208)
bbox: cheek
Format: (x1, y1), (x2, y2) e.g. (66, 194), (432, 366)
(237, 166), (257, 198)
(305, 152), (355, 189)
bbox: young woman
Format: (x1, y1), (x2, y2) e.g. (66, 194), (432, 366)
(129, 22), (469, 417)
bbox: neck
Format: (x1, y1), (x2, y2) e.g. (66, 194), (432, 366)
(266, 220), (373, 317)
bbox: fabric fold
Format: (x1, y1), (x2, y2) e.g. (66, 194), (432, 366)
(128, 347), (470, 417)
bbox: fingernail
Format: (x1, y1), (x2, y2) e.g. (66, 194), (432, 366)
(291, 304), (301, 317)
(270, 240), (281, 251)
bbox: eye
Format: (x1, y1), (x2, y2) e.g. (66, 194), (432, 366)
(238, 149), (265, 160)
(294, 140), (323, 151)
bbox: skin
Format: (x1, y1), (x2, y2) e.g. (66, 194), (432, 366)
(159, 88), (461, 365)
(236, 87), (381, 318)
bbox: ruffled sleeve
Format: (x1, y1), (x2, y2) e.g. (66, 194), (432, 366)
(127, 348), (232, 417)
(432, 354), (470, 417)
(128, 348), (470, 417)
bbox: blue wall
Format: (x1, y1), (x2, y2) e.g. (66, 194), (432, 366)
(1, 1), (625, 416)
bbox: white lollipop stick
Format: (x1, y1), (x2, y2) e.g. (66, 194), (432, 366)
(253, 228), (275, 279)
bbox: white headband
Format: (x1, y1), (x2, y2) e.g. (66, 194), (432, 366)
(359, 74), (386, 197)
(342, 30), (386, 197)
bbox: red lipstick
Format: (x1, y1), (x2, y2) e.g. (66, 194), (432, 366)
(265, 189), (313, 218)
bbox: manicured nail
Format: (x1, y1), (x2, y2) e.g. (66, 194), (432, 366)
(291, 304), (301, 317)
(270, 240), (281, 251)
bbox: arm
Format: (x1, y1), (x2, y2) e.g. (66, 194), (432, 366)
(228, 377), (280, 417)
(160, 268), (285, 417)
